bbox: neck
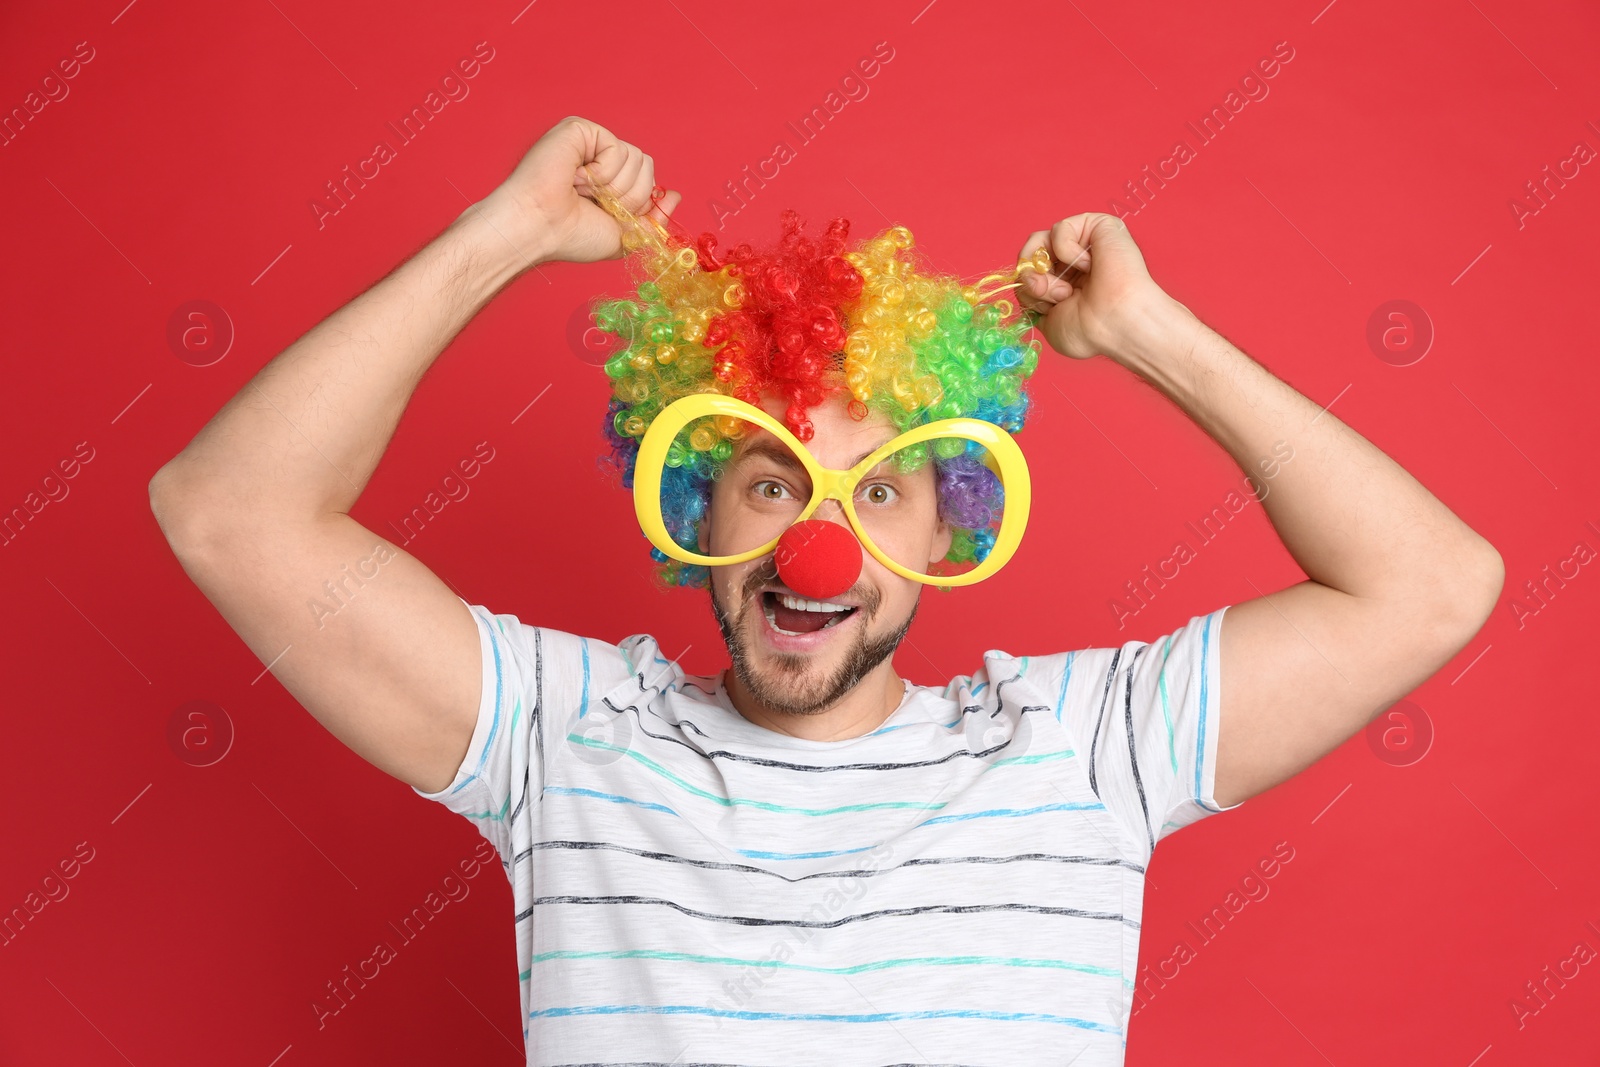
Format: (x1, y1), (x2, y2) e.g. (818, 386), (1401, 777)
(721, 659), (908, 741)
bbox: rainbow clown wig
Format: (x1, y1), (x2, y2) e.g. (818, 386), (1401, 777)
(584, 179), (1047, 592)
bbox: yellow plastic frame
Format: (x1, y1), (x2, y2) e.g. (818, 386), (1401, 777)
(633, 393), (1032, 588)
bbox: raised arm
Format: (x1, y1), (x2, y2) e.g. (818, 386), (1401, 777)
(1016, 214), (1504, 809)
(148, 116), (678, 794)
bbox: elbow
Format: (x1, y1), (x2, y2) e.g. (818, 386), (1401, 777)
(1438, 538), (1504, 641)
(1466, 539), (1504, 627)
(148, 464), (189, 549)
(151, 459), (325, 559)
(148, 462), (224, 559)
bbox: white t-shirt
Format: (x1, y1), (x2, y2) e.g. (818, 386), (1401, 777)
(414, 598), (1241, 1066)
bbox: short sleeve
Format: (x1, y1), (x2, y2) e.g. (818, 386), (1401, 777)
(409, 599), (631, 866)
(1034, 607), (1240, 862)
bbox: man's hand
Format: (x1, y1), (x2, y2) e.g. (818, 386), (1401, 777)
(1014, 212), (1191, 362)
(472, 115), (682, 269)
(1019, 211), (1503, 811)
(148, 118), (687, 796)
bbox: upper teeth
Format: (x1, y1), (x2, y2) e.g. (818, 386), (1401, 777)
(777, 593), (852, 613)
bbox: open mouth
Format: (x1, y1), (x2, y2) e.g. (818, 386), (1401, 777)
(760, 590), (860, 636)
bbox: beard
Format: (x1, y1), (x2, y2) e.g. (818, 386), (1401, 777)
(709, 564), (918, 718)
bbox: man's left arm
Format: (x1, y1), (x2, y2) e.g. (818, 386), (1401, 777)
(1017, 214), (1505, 809)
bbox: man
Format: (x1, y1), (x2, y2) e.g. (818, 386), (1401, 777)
(149, 116), (1503, 1064)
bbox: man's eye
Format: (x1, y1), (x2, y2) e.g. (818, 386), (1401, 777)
(753, 480), (794, 500)
(860, 483), (899, 506)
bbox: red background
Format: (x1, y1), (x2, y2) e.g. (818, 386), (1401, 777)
(2, 0), (1597, 1063)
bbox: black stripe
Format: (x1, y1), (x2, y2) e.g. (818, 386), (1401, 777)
(655, 679), (715, 738)
(522, 894), (1139, 931)
(600, 689), (1056, 772)
(509, 764), (529, 826)
(1088, 649), (1121, 798)
(658, 706), (713, 740)
(990, 669), (1024, 718)
(1123, 644), (1153, 853)
(516, 838), (1146, 877)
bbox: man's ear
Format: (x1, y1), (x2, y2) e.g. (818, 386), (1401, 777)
(697, 514), (709, 555)
(930, 519), (954, 566)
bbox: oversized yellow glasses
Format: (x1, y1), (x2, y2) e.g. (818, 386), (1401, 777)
(633, 393), (1032, 588)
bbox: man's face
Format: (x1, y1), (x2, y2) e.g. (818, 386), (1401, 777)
(702, 392), (955, 716)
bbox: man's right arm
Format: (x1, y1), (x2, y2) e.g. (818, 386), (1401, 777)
(148, 116), (677, 794)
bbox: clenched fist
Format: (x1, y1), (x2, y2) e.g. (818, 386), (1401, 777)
(472, 115), (682, 269)
(1015, 213), (1190, 362)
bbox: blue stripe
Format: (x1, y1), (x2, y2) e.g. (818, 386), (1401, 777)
(922, 801), (1104, 826)
(453, 792), (513, 822)
(1054, 650), (1076, 724)
(576, 638), (591, 720)
(734, 800), (1108, 859)
(527, 1003), (1121, 1033)
(1195, 611), (1215, 809)
(543, 785), (679, 816)
(450, 612), (503, 797)
(736, 843), (881, 860)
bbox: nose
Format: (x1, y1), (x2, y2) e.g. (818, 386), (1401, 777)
(775, 516), (863, 600)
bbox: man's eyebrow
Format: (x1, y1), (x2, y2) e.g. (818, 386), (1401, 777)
(733, 436), (899, 471)
(732, 440), (805, 473)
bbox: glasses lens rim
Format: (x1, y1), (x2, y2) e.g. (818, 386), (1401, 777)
(637, 393), (1029, 584)
(843, 431), (1010, 581)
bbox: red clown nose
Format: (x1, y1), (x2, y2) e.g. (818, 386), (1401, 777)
(774, 520), (862, 601)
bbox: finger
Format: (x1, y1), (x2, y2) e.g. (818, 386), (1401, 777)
(1047, 217), (1094, 272)
(1017, 230), (1051, 265)
(573, 162), (601, 197)
(1017, 270), (1049, 313)
(1055, 212), (1140, 275)
(564, 116), (618, 186)
(1015, 272), (1073, 317)
(582, 135), (638, 199)
(1022, 266), (1075, 307)
(1014, 231), (1065, 313)
(646, 188), (682, 227)
(1018, 228), (1084, 295)
(616, 150), (658, 215)
(605, 146), (647, 208)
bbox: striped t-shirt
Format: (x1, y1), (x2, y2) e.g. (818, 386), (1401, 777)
(414, 599), (1240, 1066)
